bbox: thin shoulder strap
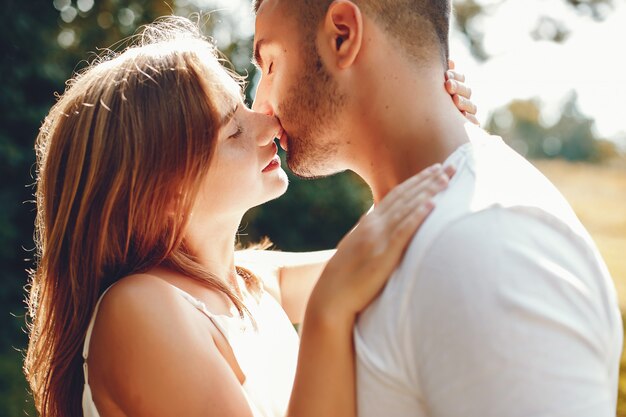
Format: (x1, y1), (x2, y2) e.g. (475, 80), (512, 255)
(169, 284), (233, 340)
(82, 285), (116, 384)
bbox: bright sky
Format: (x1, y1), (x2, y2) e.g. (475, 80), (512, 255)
(187, 0), (626, 148)
(450, 0), (626, 147)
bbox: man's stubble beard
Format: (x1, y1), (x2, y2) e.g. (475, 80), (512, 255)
(278, 50), (346, 179)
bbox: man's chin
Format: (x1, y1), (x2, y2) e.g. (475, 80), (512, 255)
(283, 129), (342, 179)
(286, 155), (341, 180)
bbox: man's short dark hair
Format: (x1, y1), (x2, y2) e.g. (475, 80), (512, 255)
(256, 0), (451, 66)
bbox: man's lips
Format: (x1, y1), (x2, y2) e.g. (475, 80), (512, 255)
(278, 129), (289, 152)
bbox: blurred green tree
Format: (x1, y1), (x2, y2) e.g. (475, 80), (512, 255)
(0, 1), (369, 415)
(1, 2), (184, 415)
(486, 92), (619, 162)
(2, 1), (66, 414)
(453, 0), (616, 61)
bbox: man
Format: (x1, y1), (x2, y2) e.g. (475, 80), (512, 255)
(252, 1), (622, 416)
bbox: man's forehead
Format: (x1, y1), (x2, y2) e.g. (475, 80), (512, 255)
(253, 0), (265, 13)
(254, 0), (279, 14)
(254, 0), (293, 45)
(254, 0), (290, 25)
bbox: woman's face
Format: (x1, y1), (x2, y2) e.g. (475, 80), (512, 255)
(193, 95), (288, 218)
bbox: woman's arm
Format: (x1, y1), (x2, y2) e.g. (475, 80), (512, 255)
(287, 164), (455, 417)
(235, 249), (335, 324)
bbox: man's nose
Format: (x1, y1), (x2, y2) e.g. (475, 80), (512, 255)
(251, 82), (274, 116)
(252, 99), (275, 116)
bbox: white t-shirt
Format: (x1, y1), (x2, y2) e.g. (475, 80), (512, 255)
(355, 124), (622, 417)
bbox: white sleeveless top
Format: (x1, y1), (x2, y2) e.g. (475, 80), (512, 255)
(82, 282), (299, 417)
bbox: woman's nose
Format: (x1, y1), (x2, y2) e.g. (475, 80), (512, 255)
(256, 113), (281, 147)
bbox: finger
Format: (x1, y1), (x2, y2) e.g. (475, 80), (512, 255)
(382, 172), (449, 228)
(446, 70), (465, 83)
(397, 200), (435, 243)
(403, 167), (453, 207)
(377, 160), (454, 217)
(377, 163), (443, 211)
(464, 112), (481, 126)
(388, 171), (450, 232)
(453, 94), (478, 116)
(407, 173), (449, 206)
(375, 172), (451, 267)
(446, 79), (472, 99)
(377, 194), (435, 254)
(448, 59), (456, 70)
(386, 196), (437, 254)
(443, 164), (457, 179)
(396, 166), (451, 202)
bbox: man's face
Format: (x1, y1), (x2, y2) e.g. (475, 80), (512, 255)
(252, 0), (346, 178)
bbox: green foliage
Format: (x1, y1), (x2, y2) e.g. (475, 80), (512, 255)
(241, 164), (371, 251)
(0, 1), (199, 414)
(0, 350), (36, 417)
(0, 1), (371, 414)
(1, 3), (60, 413)
(485, 93), (618, 162)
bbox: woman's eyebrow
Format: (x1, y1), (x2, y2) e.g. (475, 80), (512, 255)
(221, 103), (239, 125)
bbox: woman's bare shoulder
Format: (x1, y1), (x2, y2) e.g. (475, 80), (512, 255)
(89, 275), (198, 408)
(91, 274), (185, 340)
(91, 273), (205, 358)
(88, 274), (252, 416)
(98, 273), (180, 317)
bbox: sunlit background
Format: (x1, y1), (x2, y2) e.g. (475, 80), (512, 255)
(452, 0), (625, 151)
(1, 0), (625, 415)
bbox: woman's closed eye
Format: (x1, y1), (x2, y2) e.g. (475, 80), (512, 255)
(267, 62), (274, 76)
(229, 125), (243, 139)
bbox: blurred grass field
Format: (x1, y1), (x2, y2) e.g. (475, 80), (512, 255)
(533, 159), (626, 416)
(533, 160), (626, 305)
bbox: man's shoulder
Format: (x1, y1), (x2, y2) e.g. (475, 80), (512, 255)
(395, 195), (614, 325)
(402, 135), (587, 272)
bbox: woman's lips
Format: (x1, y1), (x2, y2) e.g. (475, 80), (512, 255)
(262, 154), (281, 173)
(262, 142), (281, 173)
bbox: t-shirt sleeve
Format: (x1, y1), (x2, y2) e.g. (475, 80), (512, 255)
(403, 207), (620, 417)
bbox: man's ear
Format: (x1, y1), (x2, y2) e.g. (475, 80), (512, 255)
(322, 0), (363, 70)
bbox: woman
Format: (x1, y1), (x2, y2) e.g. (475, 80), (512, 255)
(24, 17), (472, 417)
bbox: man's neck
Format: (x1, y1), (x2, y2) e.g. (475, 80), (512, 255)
(348, 62), (471, 203)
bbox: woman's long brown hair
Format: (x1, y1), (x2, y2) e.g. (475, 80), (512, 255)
(24, 17), (248, 417)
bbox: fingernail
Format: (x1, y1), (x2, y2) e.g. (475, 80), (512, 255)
(428, 163), (442, 173)
(447, 71), (454, 80)
(444, 164), (456, 174)
(419, 200), (434, 213)
(448, 80), (456, 92)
